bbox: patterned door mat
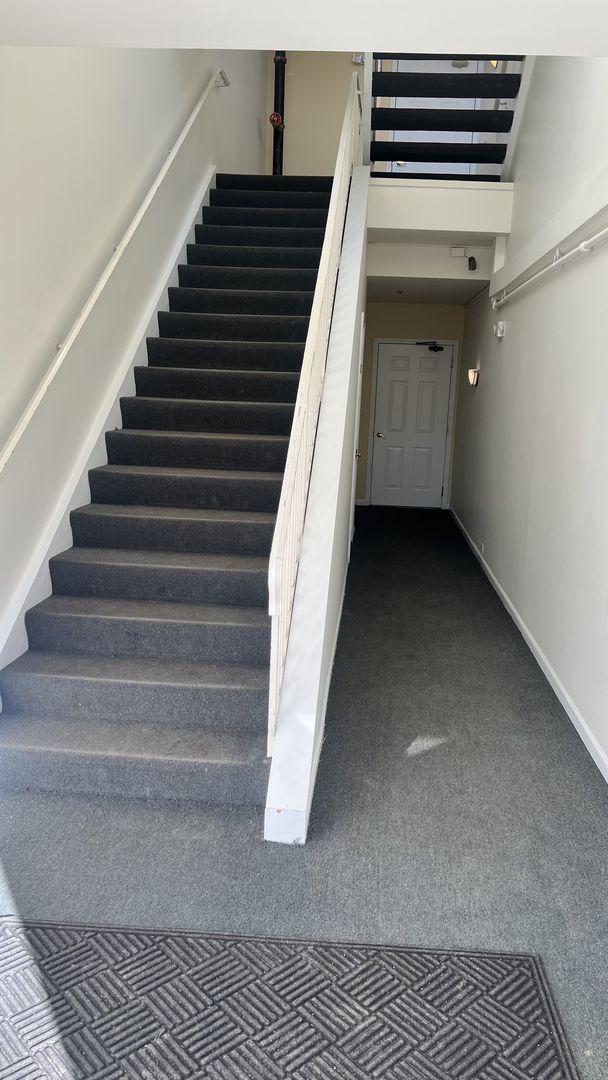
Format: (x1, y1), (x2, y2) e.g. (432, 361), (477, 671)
(0, 918), (579, 1079)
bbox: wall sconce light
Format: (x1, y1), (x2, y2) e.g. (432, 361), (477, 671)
(468, 368), (480, 387)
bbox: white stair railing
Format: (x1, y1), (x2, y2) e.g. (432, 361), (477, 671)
(267, 72), (362, 755)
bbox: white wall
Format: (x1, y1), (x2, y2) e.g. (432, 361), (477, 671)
(0, 47), (266, 663)
(0, 48), (265, 447)
(452, 57), (608, 777)
(1, 0), (607, 54)
(506, 58), (608, 256)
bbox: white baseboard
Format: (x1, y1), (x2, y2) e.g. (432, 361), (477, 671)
(450, 507), (608, 785)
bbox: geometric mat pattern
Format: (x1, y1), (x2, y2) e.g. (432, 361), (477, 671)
(0, 918), (580, 1079)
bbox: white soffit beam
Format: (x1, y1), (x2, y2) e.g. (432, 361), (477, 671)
(367, 179), (513, 243)
(0, 0), (607, 51)
(367, 243), (493, 281)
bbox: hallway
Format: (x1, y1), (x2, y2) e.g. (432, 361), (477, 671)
(0, 509), (606, 1076)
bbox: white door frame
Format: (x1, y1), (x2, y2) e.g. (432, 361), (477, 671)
(363, 337), (460, 508)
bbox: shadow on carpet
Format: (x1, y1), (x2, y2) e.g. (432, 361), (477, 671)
(0, 918), (580, 1078)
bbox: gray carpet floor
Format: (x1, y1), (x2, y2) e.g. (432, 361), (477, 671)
(0, 508), (606, 1078)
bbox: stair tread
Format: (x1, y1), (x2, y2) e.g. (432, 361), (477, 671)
(137, 365), (299, 380)
(0, 713), (267, 763)
(74, 503), (276, 525)
(114, 428), (289, 444)
(169, 287), (315, 300)
(91, 464), (283, 483)
(30, 594), (270, 627)
(125, 396), (295, 409)
(4, 650), (269, 689)
(52, 547), (269, 572)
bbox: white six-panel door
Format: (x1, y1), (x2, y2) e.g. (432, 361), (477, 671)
(370, 341), (453, 507)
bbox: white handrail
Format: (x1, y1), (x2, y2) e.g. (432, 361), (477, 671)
(0, 67), (230, 475)
(267, 72), (362, 755)
(491, 221), (608, 309)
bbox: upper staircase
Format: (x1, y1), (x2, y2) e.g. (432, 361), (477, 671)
(368, 53), (524, 180)
(0, 173), (331, 807)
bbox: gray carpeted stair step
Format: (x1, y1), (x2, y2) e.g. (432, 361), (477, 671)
(210, 188), (330, 209)
(146, 338), (304, 372)
(158, 311), (309, 342)
(195, 224), (325, 248)
(178, 264), (317, 292)
(106, 429), (289, 471)
(167, 286), (313, 316)
(26, 596), (270, 665)
(187, 243), (322, 268)
(216, 173), (333, 191)
(50, 548), (269, 607)
(203, 206), (328, 228)
(120, 397), (294, 436)
(134, 365), (299, 402)
(70, 504), (276, 556)
(0, 652), (268, 730)
(89, 464), (282, 512)
(0, 716), (269, 804)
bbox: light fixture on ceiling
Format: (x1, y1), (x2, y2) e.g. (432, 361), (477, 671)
(468, 368), (480, 387)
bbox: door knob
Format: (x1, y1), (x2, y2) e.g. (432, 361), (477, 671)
(376, 431), (385, 438)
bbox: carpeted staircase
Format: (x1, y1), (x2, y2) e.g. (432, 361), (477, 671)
(0, 173), (331, 806)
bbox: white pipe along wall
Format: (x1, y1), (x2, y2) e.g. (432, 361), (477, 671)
(451, 56), (608, 783)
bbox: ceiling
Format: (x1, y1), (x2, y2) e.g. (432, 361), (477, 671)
(367, 275), (489, 304)
(0, 0), (606, 51)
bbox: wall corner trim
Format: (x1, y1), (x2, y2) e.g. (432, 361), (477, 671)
(450, 507), (608, 786)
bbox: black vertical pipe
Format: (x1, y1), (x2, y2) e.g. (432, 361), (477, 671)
(272, 52), (287, 175)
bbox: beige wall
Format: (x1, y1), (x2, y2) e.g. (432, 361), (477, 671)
(356, 302), (466, 501)
(265, 52), (358, 176)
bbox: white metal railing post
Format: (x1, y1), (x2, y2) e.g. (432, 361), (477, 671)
(266, 73), (362, 755)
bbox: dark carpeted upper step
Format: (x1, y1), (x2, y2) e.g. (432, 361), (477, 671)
(372, 71), (521, 99)
(203, 206), (328, 229)
(210, 188), (330, 209)
(134, 366), (299, 403)
(89, 464), (283, 513)
(70, 504), (276, 557)
(186, 243), (322, 268)
(195, 224), (325, 248)
(370, 172), (502, 182)
(158, 311), (309, 342)
(177, 264), (317, 292)
(146, 338), (304, 372)
(0, 715), (269, 804)
(371, 107), (514, 133)
(106, 429), (289, 472)
(26, 595), (270, 666)
(50, 548), (269, 608)
(216, 173), (333, 191)
(167, 287), (313, 317)
(0, 652), (268, 731)
(371, 141), (507, 164)
(119, 397), (294, 437)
